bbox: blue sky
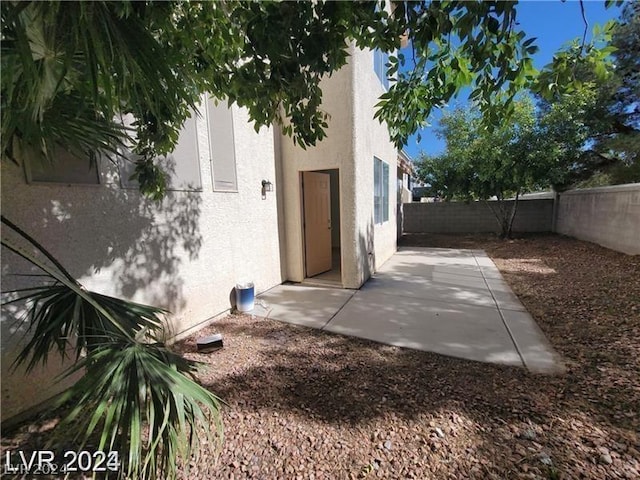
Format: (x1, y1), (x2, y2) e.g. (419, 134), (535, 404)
(402, 0), (622, 160)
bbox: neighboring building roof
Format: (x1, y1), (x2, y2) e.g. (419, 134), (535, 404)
(509, 191), (555, 200)
(397, 149), (413, 174)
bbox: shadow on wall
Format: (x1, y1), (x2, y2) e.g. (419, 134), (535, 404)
(1, 173), (204, 328)
(0, 161), (204, 420)
(357, 220), (375, 286)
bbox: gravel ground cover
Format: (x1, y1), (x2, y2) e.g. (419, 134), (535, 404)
(2, 233), (639, 479)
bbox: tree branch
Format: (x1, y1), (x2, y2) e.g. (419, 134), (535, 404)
(484, 200), (505, 232)
(582, 149), (621, 169)
(579, 0), (589, 54)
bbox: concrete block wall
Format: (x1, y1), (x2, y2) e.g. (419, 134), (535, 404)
(403, 199), (554, 234)
(555, 183), (640, 255)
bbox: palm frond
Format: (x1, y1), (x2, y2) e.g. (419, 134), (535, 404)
(3, 283), (167, 371)
(2, 217), (223, 479)
(56, 342), (223, 480)
(1, 1), (197, 169)
(1, 226), (162, 368)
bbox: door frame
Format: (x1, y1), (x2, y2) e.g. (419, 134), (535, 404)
(300, 169), (342, 281)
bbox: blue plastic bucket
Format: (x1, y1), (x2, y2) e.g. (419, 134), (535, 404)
(236, 282), (255, 312)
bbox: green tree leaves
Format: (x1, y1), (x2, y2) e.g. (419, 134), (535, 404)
(3, 1), (622, 197)
(414, 94), (596, 237)
(375, 1), (543, 147)
(534, 3), (639, 187)
(1, 0), (560, 197)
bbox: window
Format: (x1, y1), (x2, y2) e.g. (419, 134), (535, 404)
(373, 49), (389, 90)
(207, 99), (237, 192)
(119, 115), (203, 191)
(374, 157), (389, 224)
(25, 149), (100, 185)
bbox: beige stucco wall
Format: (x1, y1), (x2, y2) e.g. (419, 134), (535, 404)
(1, 40), (399, 420)
(352, 46), (398, 278)
(278, 56), (358, 287)
(1, 105), (283, 421)
(278, 43), (398, 288)
(555, 183), (640, 255)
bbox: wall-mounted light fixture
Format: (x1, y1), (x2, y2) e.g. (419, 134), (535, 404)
(261, 179), (273, 199)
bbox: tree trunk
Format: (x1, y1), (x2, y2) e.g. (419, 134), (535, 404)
(505, 192), (520, 239)
(484, 198), (508, 238)
(484, 194), (519, 239)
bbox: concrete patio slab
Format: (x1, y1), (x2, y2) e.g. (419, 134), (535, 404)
(500, 309), (564, 374)
(324, 290), (523, 367)
(483, 277), (528, 312)
(389, 251), (480, 267)
(377, 257), (485, 277)
(361, 276), (497, 308)
(373, 268), (489, 288)
(255, 284), (355, 329)
(479, 267), (505, 279)
(257, 247), (563, 374)
(492, 291), (528, 312)
(473, 252), (498, 267)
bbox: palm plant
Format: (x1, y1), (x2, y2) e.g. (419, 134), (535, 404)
(1, 216), (222, 479)
(1, 1), (199, 198)
(2, 4), (225, 476)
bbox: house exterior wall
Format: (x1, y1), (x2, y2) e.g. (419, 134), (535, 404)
(278, 43), (398, 288)
(1, 105), (283, 421)
(278, 55), (358, 286)
(2, 39), (399, 421)
(352, 46), (398, 279)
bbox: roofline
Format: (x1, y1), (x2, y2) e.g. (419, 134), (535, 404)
(397, 149), (413, 174)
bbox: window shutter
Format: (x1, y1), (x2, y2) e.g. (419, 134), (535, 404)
(118, 152), (141, 189)
(373, 157), (390, 224)
(374, 158), (381, 223)
(383, 162), (389, 222)
(164, 116), (202, 190)
(27, 149), (100, 185)
(207, 99), (238, 192)
(118, 115), (202, 191)
(374, 49), (390, 90)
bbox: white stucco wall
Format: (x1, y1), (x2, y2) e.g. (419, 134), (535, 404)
(278, 43), (398, 288)
(1, 105), (283, 421)
(352, 46), (398, 277)
(278, 57), (359, 287)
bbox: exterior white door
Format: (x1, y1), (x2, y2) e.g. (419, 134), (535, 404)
(303, 171), (332, 276)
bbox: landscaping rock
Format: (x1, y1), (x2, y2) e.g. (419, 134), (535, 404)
(539, 452), (553, 466)
(2, 234), (639, 480)
(599, 453), (613, 465)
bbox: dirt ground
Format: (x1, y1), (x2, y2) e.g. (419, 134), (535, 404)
(2, 233), (639, 479)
